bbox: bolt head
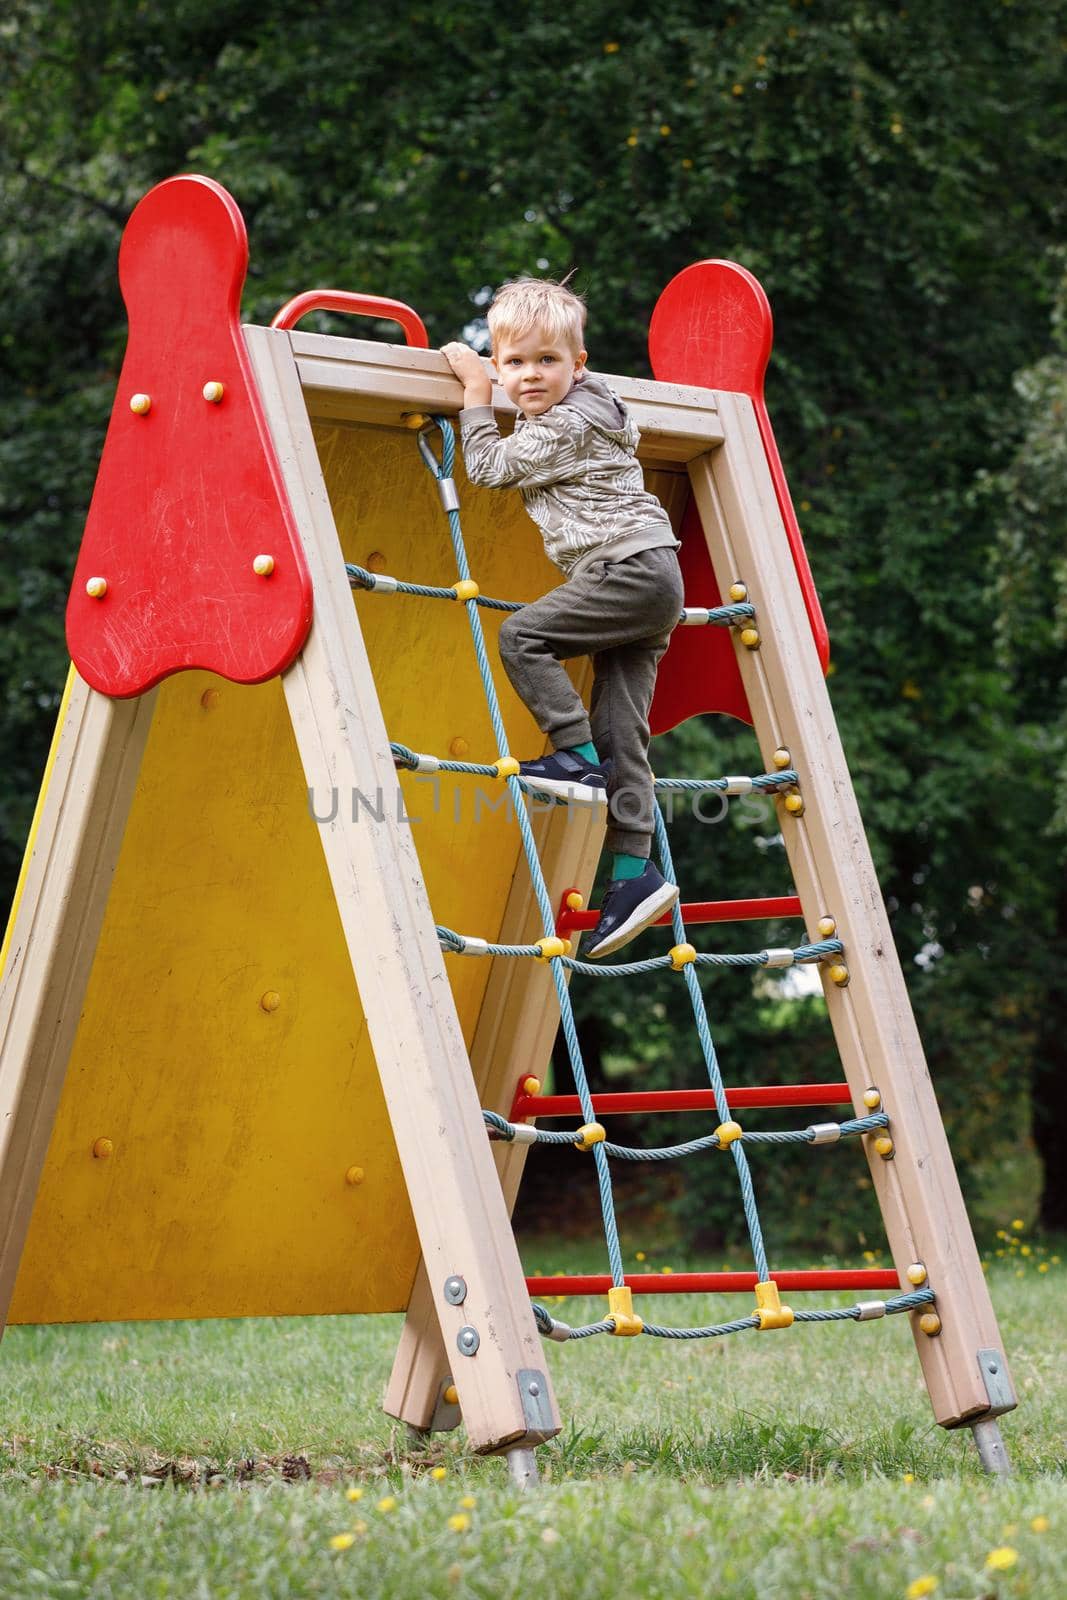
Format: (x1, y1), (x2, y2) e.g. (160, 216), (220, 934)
(252, 554), (275, 577)
(85, 576), (108, 599)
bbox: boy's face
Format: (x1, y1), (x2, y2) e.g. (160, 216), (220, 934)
(493, 329), (587, 418)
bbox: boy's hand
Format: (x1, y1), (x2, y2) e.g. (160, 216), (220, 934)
(440, 341), (493, 408)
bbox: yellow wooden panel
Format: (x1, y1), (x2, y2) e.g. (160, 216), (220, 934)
(10, 423), (561, 1324)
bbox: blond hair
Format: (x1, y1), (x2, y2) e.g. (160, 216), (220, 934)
(488, 276), (587, 357)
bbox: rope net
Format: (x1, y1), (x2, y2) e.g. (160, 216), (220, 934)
(348, 417), (934, 1343)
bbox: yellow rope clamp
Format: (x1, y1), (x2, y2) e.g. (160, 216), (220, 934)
(607, 1285), (643, 1337)
(493, 756), (520, 779)
(452, 579), (480, 602)
(754, 1280), (794, 1331)
(575, 1122), (606, 1151)
(535, 935), (570, 962)
(669, 943), (697, 970)
(714, 1120), (744, 1148)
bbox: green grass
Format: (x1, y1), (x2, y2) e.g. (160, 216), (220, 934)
(0, 1252), (1063, 1599)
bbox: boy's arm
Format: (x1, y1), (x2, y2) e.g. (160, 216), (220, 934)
(440, 341), (582, 490)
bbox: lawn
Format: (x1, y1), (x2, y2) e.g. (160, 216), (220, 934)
(0, 1241), (1062, 1599)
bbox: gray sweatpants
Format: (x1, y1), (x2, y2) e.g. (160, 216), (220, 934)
(498, 547), (684, 857)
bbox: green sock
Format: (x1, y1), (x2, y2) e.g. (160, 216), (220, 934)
(566, 740), (599, 765)
(611, 853), (646, 880)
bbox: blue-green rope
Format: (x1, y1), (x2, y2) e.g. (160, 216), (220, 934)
(348, 560), (754, 628)
(390, 738), (797, 795)
(436, 923), (842, 975)
(483, 1108), (890, 1159)
(533, 1288), (936, 1342)
(650, 802), (771, 1283)
(416, 419), (627, 1290)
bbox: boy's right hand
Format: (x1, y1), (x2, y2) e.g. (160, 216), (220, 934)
(440, 342), (493, 408)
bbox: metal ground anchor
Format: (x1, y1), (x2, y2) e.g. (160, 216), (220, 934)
(505, 1446), (539, 1490)
(971, 1417), (1012, 1476)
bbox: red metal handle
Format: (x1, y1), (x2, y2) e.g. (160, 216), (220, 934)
(270, 289), (429, 347)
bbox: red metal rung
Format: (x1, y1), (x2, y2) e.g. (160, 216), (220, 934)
(526, 1270), (901, 1297)
(510, 1081), (853, 1122)
(556, 888), (802, 935)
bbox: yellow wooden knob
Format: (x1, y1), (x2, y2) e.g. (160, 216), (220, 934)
(129, 393), (152, 415)
(919, 1312), (942, 1337)
(85, 576), (108, 599)
(202, 381), (225, 403)
(729, 581), (748, 601)
(92, 1137), (114, 1160)
(253, 554), (275, 577)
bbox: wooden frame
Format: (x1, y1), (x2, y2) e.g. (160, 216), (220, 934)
(0, 319), (1013, 1474)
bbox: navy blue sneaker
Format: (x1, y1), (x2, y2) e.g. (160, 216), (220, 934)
(584, 864), (680, 959)
(518, 749), (608, 806)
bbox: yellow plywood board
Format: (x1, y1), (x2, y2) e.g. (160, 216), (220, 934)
(9, 422), (567, 1324)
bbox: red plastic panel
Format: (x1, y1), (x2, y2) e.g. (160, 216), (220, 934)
(67, 175), (313, 697)
(648, 260), (830, 733)
(271, 289), (429, 346)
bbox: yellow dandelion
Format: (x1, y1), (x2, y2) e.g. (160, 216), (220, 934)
(1011, 1218), (1024, 1230)
(756, 54), (767, 67)
(1053, 1255), (1062, 1264)
(799, 500), (811, 513)
(1021, 1245), (1032, 1256)
(448, 1513), (471, 1533)
(345, 1485), (363, 1502)
(732, 83), (744, 96)
(902, 1471), (915, 1484)
(603, 41), (620, 54)
(890, 120), (904, 136)
(662, 1265), (673, 1275)
(985, 1547), (1018, 1571)
(329, 1532), (355, 1551)
(377, 1495), (397, 1513)
(626, 134), (638, 148)
(459, 1494), (476, 1510)
(660, 124), (672, 136)
(431, 1466), (448, 1481)
(682, 158), (693, 169)
(1039, 1262), (1050, 1274)
(635, 1251), (646, 1261)
(1031, 1515), (1050, 1533)
(905, 1578), (938, 1600)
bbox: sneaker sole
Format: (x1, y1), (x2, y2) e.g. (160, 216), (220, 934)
(585, 882), (681, 959)
(520, 775), (607, 806)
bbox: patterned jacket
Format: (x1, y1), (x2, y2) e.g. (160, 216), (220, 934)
(459, 373), (678, 578)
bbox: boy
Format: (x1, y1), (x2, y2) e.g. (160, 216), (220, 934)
(441, 277), (683, 958)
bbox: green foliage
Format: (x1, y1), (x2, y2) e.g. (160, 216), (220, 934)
(2, 0), (1065, 1241)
